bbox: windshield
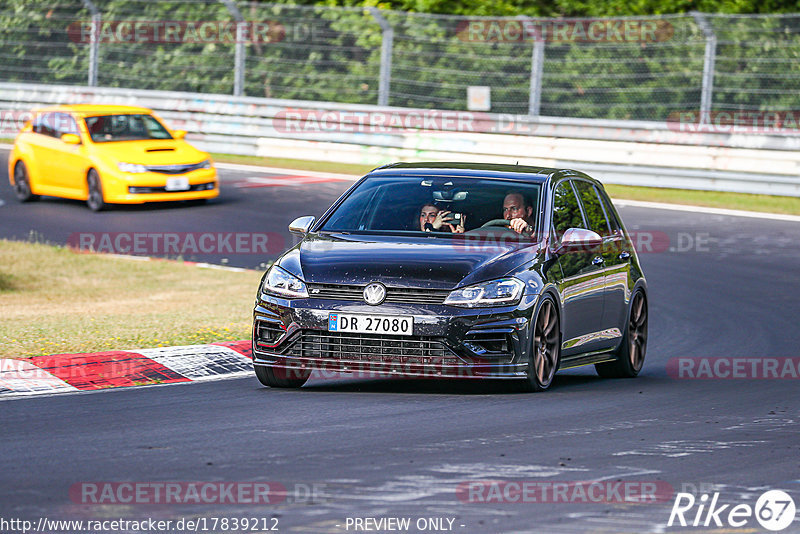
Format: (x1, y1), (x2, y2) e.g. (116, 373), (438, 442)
(321, 175), (542, 237)
(84, 114), (173, 143)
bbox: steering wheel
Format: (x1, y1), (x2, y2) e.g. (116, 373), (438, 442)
(480, 219), (511, 228)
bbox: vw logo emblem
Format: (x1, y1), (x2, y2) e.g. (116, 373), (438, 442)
(363, 282), (386, 305)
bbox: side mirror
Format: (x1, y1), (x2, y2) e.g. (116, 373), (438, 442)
(172, 130), (187, 139)
(60, 133), (81, 145)
(554, 228), (602, 255)
(289, 216), (315, 235)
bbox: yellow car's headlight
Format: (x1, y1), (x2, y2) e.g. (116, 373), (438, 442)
(118, 162), (147, 173)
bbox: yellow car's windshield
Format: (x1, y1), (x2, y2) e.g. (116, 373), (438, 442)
(84, 114), (173, 143)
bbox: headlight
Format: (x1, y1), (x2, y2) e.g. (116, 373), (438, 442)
(199, 159), (211, 169)
(262, 265), (308, 299)
(118, 162), (147, 173)
(444, 278), (525, 308)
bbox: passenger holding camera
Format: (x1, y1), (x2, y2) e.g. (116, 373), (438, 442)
(419, 204), (465, 233)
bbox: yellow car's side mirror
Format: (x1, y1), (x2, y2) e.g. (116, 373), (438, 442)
(60, 133), (81, 145)
(172, 130), (187, 139)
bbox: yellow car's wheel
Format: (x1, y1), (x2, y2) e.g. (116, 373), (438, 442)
(86, 169), (106, 212)
(13, 161), (39, 202)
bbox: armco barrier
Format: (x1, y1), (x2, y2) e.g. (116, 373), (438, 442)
(2, 82), (799, 196)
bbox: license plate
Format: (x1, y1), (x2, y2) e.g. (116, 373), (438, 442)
(165, 177), (190, 191)
(328, 313), (413, 336)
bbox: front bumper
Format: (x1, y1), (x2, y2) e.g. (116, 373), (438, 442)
(252, 292), (539, 379)
(102, 168), (219, 204)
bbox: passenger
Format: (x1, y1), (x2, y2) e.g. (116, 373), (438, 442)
(503, 192), (535, 235)
(419, 203), (465, 233)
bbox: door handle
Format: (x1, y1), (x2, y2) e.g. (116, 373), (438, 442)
(619, 251), (631, 260)
(592, 256), (604, 265)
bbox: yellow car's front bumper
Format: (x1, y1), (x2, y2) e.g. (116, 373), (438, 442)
(101, 168), (219, 204)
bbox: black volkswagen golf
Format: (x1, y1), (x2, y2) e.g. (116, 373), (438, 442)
(252, 163), (648, 392)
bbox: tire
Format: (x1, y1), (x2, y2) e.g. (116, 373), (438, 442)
(595, 290), (648, 378)
(254, 365), (310, 388)
(12, 161), (39, 202)
(86, 169), (106, 212)
(519, 296), (560, 392)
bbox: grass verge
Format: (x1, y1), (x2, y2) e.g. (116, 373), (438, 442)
(604, 184), (800, 216)
(0, 239), (260, 358)
(212, 153), (375, 176)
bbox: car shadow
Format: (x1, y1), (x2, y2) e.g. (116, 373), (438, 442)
(291, 373), (612, 395)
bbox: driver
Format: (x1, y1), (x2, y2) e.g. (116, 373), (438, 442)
(419, 203), (465, 233)
(503, 192), (535, 235)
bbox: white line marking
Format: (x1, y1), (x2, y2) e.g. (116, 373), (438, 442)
(612, 198), (800, 222)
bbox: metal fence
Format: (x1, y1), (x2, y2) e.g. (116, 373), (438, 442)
(1, 1), (798, 121)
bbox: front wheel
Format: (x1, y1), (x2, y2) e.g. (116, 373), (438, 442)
(86, 169), (106, 212)
(519, 296), (560, 392)
(595, 290), (648, 378)
(254, 365), (310, 388)
(13, 161), (39, 202)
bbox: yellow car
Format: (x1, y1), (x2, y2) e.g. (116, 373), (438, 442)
(8, 104), (218, 211)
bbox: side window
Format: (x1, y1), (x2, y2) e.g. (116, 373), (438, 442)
(595, 186), (622, 235)
(573, 180), (612, 237)
(34, 113), (56, 137)
(551, 180), (585, 241)
(54, 113), (79, 137)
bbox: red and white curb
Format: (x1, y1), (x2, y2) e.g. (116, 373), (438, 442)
(0, 341), (252, 399)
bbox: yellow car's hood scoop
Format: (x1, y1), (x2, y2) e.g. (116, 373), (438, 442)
(96, 140), (206, 165)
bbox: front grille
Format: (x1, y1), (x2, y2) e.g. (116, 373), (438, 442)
(306, 284), (451, 305)
(128, 182), (215, 194)
(145, 161), (208, 175)
(280, 331), (461, 365)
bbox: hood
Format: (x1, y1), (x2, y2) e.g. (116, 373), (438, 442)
(278, 232), (540, 289)
(90, 139), (208, 166)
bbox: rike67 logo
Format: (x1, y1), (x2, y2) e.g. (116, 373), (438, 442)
(668, 490), (796, 531)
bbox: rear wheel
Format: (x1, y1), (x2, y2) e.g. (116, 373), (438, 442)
(13, 161), (39, 202)
(520, 296), (560, 392)
(86, 169), (106, 212)
(254, 365), (310, 388)
(595, 290), (648, 378)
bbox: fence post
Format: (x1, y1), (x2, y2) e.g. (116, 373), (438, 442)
(220, 0), (246, 96)
(518, 16), (545, 117)
(691, 12), (716, 125)
(81, 0), (100, 86)
(368, 7), (393, 107)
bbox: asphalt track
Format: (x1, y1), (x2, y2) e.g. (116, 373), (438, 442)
(2, 147), (800, 533)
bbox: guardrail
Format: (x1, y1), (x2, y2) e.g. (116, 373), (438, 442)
(2, 82), (799, 197)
